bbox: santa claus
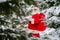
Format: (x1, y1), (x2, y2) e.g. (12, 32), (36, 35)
(27, 6), (55, 38)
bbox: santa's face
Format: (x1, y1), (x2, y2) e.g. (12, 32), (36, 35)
(31, 8), (40, 15)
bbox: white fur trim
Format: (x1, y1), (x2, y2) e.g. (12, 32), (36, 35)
(31, 18), (34, 24)
(28, 17), (34, 24)
(28, 17), (32, 21)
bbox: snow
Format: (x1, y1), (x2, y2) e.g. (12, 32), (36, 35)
(0, 0), (6, 3)
(12, 13), (17, 18)
(0, 0), (60, 40)
(0, 5), (60, 40)
(24, 5), (60, 40)
(0, 0), (11, 3)
(1, 25), (6, 30)
(26, 5), (34, 13)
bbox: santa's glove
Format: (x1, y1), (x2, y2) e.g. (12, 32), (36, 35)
(29, 18), (34, 24)
(43, 28), (55, 35)
(31, 19), (34, 24)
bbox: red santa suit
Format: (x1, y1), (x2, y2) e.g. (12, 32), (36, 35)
(28, 12), (47, 38)
(28, 6), (47, 38)
(28, 12), (47, 31)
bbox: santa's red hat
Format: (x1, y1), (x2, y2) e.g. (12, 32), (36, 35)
(34, 6), (39, 10)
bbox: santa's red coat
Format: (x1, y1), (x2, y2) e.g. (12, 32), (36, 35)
(28, 12), (47, 31)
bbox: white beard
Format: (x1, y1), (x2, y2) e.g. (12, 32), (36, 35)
(31, 10), (40, 15)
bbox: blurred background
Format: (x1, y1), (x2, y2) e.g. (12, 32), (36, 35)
(0, 0), (60, 40)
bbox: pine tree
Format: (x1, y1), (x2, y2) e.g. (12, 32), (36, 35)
(0, 0), (60, 40)
(0, 0), (37, 40)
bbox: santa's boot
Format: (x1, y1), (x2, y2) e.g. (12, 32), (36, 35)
(32, 33), (40, 38)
